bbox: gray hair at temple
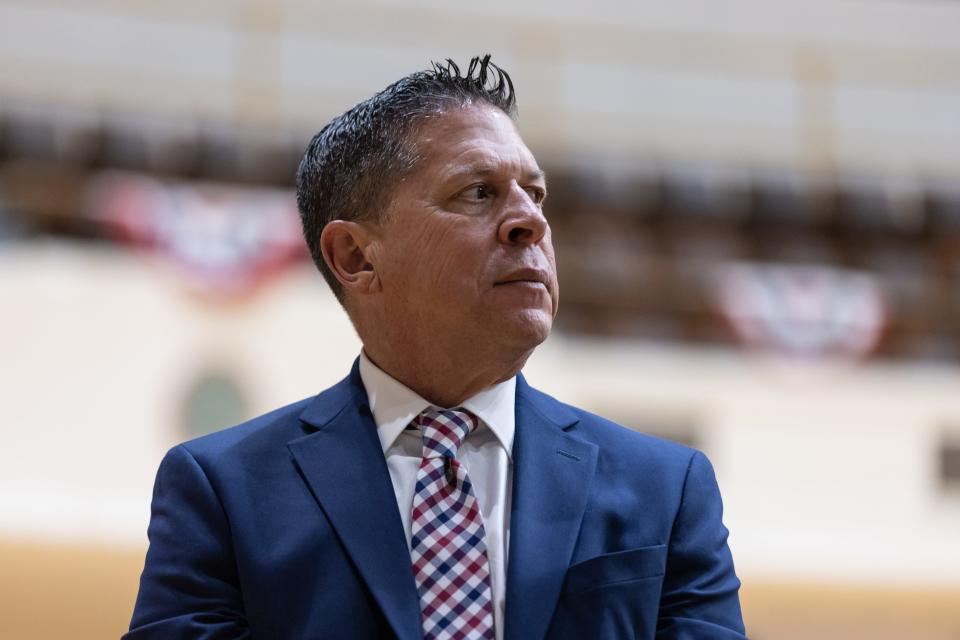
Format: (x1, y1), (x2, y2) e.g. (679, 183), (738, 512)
(295, 54), (518, 303)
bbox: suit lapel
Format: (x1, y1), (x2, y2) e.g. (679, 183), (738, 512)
(505, 376), (598, 640)
(287, 362), (422, 640)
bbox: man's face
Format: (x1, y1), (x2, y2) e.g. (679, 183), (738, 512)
(366, 103), (558, 356)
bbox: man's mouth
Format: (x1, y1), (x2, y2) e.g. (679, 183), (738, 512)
(495, 268), (550, 288)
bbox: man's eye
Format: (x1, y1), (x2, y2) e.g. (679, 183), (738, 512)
(464, 184), (493, 201)
(527, 187), (546, 205)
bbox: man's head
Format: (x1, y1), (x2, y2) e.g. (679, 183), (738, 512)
(296, 55), (517, 301)
(296, 56), (557, 393)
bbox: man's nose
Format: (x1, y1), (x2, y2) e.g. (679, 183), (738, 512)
(497, 182), (548, 246)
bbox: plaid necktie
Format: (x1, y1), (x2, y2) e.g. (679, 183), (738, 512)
(410, 407), (495, 640)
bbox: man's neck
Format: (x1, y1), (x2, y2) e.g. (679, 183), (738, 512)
(360, 344), (529, 408)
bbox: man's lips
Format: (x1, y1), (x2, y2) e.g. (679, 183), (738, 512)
(494, 268), (551, 288)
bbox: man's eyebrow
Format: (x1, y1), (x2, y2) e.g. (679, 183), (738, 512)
(447, 162), (547, 183)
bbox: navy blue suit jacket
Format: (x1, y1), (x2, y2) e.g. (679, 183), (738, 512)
(127, 362), (746, 639)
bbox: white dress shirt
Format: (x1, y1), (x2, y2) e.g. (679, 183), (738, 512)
(358, 351), (514, 640)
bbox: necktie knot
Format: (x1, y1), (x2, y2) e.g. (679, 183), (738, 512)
(415, 407), (478, 460)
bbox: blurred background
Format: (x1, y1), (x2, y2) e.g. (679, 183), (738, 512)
(1, 0), (959, 638)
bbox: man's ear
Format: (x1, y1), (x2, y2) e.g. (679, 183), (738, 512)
(319, 220), (381, 295)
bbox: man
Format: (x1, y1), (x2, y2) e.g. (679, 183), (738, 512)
(127, 56), (746, 639)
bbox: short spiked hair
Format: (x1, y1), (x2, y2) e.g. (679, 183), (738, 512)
(296, 55), (517, 302)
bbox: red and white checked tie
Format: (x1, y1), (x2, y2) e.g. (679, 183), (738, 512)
(410, 407), (495, 640)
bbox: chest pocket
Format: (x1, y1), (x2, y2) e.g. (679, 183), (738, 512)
(548, 545), (668, 639)
(562, 544), (667, 596)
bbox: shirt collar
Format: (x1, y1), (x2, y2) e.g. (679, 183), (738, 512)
(358, 350), (516, 459)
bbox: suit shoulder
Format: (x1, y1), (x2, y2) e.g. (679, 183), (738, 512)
(575, 405), (696, 461)
(173, 367), (357, 464)
(177, 395), (316, 460)
(522, 382), (698, 466)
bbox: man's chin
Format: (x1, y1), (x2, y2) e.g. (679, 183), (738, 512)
(494, 309), (554, 350)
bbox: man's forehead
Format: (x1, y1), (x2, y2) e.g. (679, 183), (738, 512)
(416, 105), (519, 148)
(413, 106), (541, 176)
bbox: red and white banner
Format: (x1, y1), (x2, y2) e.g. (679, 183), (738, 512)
(87, 172), (306, 299)
(714, 262), (887, 359)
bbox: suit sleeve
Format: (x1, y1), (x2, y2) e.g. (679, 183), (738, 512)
(124, 445), (251, 639)
(656, 450), (747, 639)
